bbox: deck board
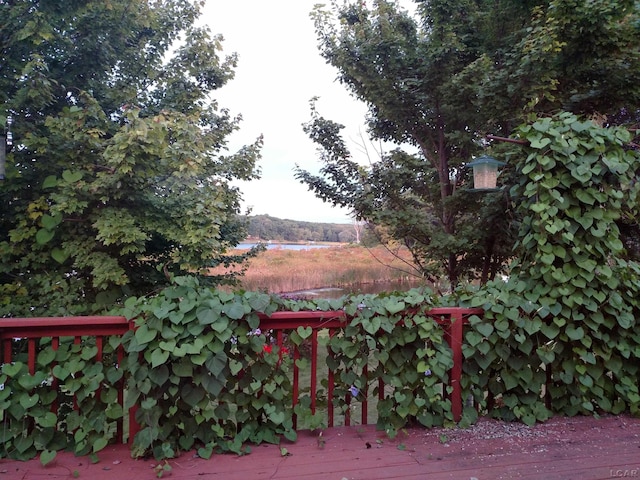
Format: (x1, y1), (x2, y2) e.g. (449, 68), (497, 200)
(2, 415), (639, 479)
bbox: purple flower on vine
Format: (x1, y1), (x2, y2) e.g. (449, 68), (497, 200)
(424, 369), (432, 377)
(349, 385), (359, 397)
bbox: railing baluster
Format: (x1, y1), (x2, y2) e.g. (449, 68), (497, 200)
(327, 331), (335, 428)
(116, 343), (124, 441)
(51, 337), (60, 417)
(96, 336), (104, 361)
(310, 329), (318, 415)
(292, 346), (300, 429)
(362, 364), (368, 425)
(28, 338), (37, 374)
(344, 392), (351, 426)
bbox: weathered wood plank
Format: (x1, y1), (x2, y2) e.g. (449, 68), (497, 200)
(2, 415), (638, 480)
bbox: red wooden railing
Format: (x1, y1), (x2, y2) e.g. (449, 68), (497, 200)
(0, 316), (135, 444)
(258, 307), (483, 427)
(0, 307), (481, 445)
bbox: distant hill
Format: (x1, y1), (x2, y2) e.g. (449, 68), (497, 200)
(243, 215), (358, 243)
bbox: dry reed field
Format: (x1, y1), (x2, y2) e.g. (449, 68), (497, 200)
(212, 244), (421, 294)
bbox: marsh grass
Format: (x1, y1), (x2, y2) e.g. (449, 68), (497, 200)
(212, 244), (420, 294)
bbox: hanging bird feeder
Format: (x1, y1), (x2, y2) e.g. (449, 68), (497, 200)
(467, 155), (505, 191)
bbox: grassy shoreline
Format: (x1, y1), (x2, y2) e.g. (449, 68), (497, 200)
(212, 244), (422, 294)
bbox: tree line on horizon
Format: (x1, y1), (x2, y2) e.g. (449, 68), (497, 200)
(243, 215), (360, 243)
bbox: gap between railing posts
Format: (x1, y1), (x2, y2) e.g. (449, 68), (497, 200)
(258, 307), (483, 426)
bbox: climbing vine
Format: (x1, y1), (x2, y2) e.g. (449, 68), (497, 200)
(461, 112), (640, 424)
(0, 339), (123, 463)
(120, 280), (452, 458)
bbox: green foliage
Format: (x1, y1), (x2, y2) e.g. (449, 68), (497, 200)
(122, 277), (295, 458)
(120, 278), (452, 458)
(297, 0), (640, 288)
(460, 113), (640, 425)
(327, 291), (454, 433)
(0, 0), (262, 317)
(0, 280), (455, 461)
(0, 339), (123, 460)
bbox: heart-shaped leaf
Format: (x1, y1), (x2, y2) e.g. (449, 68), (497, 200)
(40, 449), (57, 466)
(224, 302), (246, 320)
(394, 391), (407, 403)
(529, 137), (551, 149)
(62, 169), (83, 183)
(35, 228), (55, 245)
(134, 324), (157, 344)
(93, 437), (108, 453)
(42, 175), (58, 188)
(197, 446), (213, 460)
(229, 359), (243, 376)
(385, 300), (406, 315)
(268, 410), (285, 425)
(19, 393), (40, 409)
(565, 325), (584, 341)
(476, 323), (494, 338)
(540, 322), (559, 339)
(2, 362), (24, 377)
(51, 247), (69, 264)
(159, 340), (176, 351)
(297, 326), (312, 339)
(41, 213), (63, 230)
(37, 412), (58, 428)
(52, 365), (70, 380)
(150, 349), (170, 368)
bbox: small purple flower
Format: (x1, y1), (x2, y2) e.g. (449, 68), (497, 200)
(349, 385), (359, 397)
(424, 369), (432, 377)
(248, 328), (262, 336)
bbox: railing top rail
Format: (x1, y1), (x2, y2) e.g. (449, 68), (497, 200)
(0, 315), (130, 339)
(258, 310), (348, 329)
(260, 311), (348, 320)
(0, 307), (484, 338)
(0, 315), (128, 327)
(427, 307), (484, 315)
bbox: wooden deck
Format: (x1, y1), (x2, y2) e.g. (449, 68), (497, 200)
(2, 414), (639, 479)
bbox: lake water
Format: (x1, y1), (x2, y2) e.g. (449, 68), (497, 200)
(235, 243), (335, 251)
(281, 279), (428, 299)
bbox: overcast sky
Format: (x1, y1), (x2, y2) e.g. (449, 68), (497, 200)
(200, 1), (415, 224)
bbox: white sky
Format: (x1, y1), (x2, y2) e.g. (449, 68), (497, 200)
(200, 0), (415, 224)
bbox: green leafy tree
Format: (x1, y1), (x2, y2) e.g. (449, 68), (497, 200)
(0, 0), (262, 316)
(296, 0), (640, 288)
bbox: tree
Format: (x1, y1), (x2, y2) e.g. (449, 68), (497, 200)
(0, 0), (262, 316)
(296, 0), (640, 288)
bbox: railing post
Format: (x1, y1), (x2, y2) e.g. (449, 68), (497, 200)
(427, 307), (483, 422)
(449, 309), (464, 422)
